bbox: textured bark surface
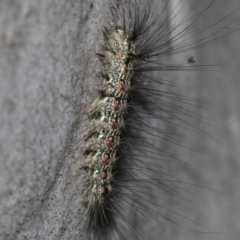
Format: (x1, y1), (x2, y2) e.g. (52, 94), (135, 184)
(0, 0), (240, 240)
(0, 0), (103, 239)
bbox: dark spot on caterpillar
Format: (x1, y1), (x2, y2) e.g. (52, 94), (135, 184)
(101, 172), (107, 179)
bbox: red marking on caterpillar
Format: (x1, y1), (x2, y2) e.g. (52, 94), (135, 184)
(113, 103), (124, 111)
(118, 83), (129, 91)
(110, 121), (122, 130)
(121, 65), (128, 73)
(102, 157), (109, 165)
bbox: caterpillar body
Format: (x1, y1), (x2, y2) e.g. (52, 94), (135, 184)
(79, 0), (239, 239)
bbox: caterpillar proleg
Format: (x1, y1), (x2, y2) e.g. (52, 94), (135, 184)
(80, 1), (240, 239)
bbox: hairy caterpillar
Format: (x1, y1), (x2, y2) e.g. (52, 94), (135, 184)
(79, 1), (240, 239)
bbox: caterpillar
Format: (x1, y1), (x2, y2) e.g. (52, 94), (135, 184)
(79, 0), (239, 240)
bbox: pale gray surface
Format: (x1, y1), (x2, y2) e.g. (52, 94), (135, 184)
(0, 0), (240, 240)
(0, 0), (103, 239)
